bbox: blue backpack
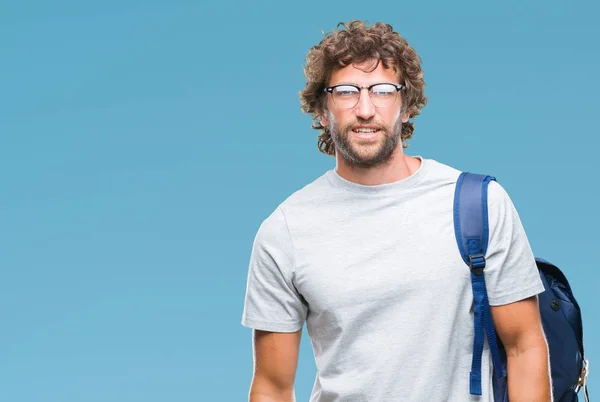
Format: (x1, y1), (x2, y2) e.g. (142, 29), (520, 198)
(453, 172), (589, 401)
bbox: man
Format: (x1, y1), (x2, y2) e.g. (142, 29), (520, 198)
(241, 20), (551, 402)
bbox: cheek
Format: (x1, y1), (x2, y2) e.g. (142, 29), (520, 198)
(327, 110), (349, 128)
(380, 110), (402, 126)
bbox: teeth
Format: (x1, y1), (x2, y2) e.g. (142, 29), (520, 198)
(354, 128), (378, 133)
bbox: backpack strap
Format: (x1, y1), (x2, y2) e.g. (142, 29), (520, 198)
(453, 172), (506, 395)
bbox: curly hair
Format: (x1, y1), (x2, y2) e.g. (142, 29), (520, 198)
(299, 20), (428, 155)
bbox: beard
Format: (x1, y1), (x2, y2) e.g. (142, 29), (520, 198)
(328, 112), (404, 168)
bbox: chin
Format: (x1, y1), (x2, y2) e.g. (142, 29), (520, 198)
(350, 144), (383, 158)
(349, 152), (388, 167)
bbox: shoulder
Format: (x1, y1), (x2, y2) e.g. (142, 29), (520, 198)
(255, 171), (333, 240)
(487, 179), (517, 212)
(414, 157), (463, 193)
(419, 160), (520, 219)
(427, 159), (515, 208)
(280, 171), (335, 208)
(265, 170), (340, 227)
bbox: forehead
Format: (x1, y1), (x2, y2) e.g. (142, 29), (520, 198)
(329, 60), (399, 86)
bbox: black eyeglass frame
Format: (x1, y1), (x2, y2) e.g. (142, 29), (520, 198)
(323, 82), (406, 109)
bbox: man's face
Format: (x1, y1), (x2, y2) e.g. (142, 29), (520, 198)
(321, 61), (409, 168)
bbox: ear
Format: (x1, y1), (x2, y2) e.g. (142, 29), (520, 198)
(320, 114), (330, 127)
(401, 111), (410, 124)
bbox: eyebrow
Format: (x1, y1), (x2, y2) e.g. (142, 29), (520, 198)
(327, 82), (399, 87)
(328, 82), (358, 87)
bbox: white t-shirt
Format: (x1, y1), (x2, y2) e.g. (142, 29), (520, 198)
(241, 157), (544, 401)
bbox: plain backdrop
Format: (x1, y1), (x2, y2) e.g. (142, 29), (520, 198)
(1, 0), (598, 401)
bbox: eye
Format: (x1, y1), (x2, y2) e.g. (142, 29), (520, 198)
(371, 84), (396, 96)
(334, 86), (359, 97)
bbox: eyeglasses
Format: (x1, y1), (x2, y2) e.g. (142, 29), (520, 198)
(324, 82), (405, 109)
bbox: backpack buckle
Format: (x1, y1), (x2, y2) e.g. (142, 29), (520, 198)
(468, 253), (486, 276)
(575, 358), (589, 393)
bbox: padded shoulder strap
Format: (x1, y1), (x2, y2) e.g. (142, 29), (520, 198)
(453, 172), (506, 396)
(453, 172), (496, 265)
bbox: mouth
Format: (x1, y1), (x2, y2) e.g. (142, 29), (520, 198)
(350, 127), (381, 140)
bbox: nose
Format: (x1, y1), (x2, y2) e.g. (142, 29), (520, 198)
(355, 88), (376, 120)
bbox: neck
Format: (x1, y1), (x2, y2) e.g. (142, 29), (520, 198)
(335, 149), (421, 186)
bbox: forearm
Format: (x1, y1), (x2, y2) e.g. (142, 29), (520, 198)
(249, 392), (294, 402)
(249, 377), (295, 402)
(506, 343), (552, 402)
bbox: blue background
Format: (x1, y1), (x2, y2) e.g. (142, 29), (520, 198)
(1, 0), (597, 400)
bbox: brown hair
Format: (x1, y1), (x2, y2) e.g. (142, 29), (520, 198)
(299, 20), (428, 155)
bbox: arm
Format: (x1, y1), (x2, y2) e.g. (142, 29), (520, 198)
(249, 329), (302, 402)
(491, 296), (552, 402)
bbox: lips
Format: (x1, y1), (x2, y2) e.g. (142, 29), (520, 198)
(350, 125), (381, 140)
(351, 125), (380, 133)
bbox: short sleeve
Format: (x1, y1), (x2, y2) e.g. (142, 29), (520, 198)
(484, 181), (545, 306)
(241, 206), (307, 332)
